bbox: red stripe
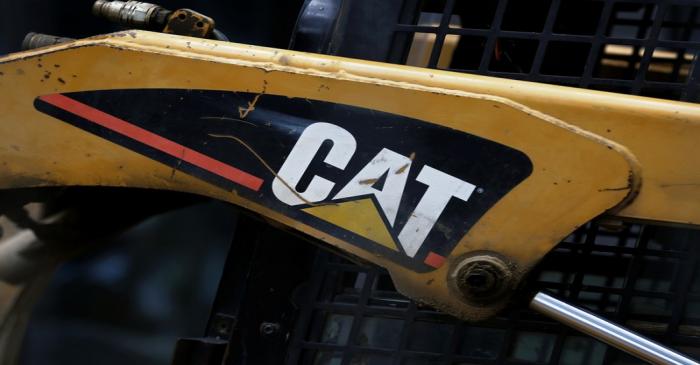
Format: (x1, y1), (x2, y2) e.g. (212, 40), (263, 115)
(424, 251), (446, 269)
(39, 94), (264, 192)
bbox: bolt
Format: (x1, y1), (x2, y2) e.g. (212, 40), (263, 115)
(451, 253), (514, 305)
(215, 320), (229, 336)
(259, 322), (281, 336)
(211, 313), (236, 337)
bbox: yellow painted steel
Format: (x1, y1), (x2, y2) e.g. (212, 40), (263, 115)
(0, 31), (693, 319)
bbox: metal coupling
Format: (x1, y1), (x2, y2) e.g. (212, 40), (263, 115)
(92, 0), (170, 29)
(22, 33), (74, 50)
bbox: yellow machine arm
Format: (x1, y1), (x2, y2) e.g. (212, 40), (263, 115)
(0, 31), (698, 321)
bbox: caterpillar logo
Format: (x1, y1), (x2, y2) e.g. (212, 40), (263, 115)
(273, 122), (476, 262)
(36, 89), (533, 272)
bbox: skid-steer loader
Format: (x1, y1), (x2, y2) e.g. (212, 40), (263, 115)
(1, 1), (699, 364)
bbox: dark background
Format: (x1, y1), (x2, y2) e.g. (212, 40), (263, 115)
(0, 1), (303, 364)
(21, 201), (238, 365)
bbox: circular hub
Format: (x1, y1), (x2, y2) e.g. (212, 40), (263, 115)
(450, 252), (516, 306)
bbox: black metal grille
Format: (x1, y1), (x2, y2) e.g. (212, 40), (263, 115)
(389, 0), (699, 102)
(287, 223), (700, 365)
(286, 0), (700, 364)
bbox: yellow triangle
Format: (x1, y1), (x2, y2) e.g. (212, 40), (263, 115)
(302, 198), (398, 251)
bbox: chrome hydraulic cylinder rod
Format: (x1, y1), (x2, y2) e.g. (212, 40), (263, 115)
(531, 292), (699, 365)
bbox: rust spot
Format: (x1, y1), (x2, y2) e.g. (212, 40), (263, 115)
(37, 64), (42, 68)
(171, 158), (183, 179)
(43, 71), (51, 79)
(57, 77), (66, 84)
(54, 64), (60, 68)
(238, 94), (261, 119)
(0, 71), (3, 76)
(72, 74), (77, 78)
(16, 69), (24, 75)
(359, 178), (378, 185)
(598, 186), (630, 192)
(426, 279), (435, 285)
(395, 163), (410, 174)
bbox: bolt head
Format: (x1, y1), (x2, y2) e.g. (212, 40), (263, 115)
(259, 322), (281, 336)
(450, 253), (515, 306)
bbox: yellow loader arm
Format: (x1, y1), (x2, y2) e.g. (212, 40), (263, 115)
(0, 30), (698, 321)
